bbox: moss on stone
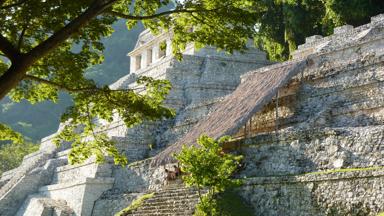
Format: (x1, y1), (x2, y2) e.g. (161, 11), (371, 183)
(304, 166), (384, 176)
(114, 192), (155, 216)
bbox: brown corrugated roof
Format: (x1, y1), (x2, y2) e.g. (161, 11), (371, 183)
(152, 59), (310, 166)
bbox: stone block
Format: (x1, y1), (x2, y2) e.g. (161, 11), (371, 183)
(38, 177), (114, 216)
(305, 35), (323, 43)
(334, 25), (354, 34)
(371, 13), (384, 23)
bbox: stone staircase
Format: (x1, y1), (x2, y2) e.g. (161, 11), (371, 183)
(17, 195), (74, 216)
(11, 149), (115, 216)
(124, 181), (204, 216)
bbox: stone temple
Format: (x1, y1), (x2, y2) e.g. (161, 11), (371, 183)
(1, 14), (384, 216)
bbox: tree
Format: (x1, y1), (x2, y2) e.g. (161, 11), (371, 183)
(0, 141), (39, 176)
(0, 21), (142, 143)
(254, 0), (384, 61)
(175, 135), (243, 215)
(0, 0), (382, 164)
(0, 0), (261, 164)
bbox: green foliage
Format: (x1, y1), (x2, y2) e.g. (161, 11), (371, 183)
(0, 0), (382, 165)
(175, 135), (243, 193)
(322, 0), (384, 28)
(175, 135), (243, 215)
(0, 123), (23, 144)
(86, 21), (143, 85)
(115, 192), (155, 216)
(115, 0), (263, 59)
(194, 192), (219, 216)
(0, 22), (141, 142)
(53, 76), (174, 165)
(0, 141), (39, 175)
(254, 0), (384, 61)
(1, 0), (257, 165)
(194, 190), (254, 216)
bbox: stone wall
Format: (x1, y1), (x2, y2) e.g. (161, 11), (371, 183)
(93, 15), (384, 216)
(234, 16), (384, 178)
(239, 168), (384, 216)
(229, 14), (384, 216)
(0, 151), (65, 216)
(91, 192), (142, 216)
(92, 159), (168, 216)
(101, 45), (270, 163)
(4, 15), (384, 216)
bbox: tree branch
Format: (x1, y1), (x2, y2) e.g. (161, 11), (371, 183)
(0, 0), (7, 6)
(0, 0), (117, 99)
(107, 9), (198, 20)
(24, 75), (140, 92)
(27, 0), (117, 63)
(24, 75), (98, 92)
(0, 0), (28, 10)
(0, 34), (20, 61)
(17, 28), (27, 50)
(107, 6), (227, 20)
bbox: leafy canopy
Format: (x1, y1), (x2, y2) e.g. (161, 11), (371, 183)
(254, 0), (384, 61)
(0, 0), (261, 164)
(0, 123), (23, 145)
(0, 0), (382, 164)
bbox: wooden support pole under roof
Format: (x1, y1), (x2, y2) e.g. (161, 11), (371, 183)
(249, 116), (252, 137)
(275, 90), (279, 142)
(244, 120), (247, 139)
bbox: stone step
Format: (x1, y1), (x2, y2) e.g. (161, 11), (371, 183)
(135, 206), (197, 213)
(16, 194), (74, 216)
(145, 197), (199, 206)
(127, 212), (193, 216)
(146, 195), (199, 204)
(137, 200), (199, 209)
(128, 211), (194, 216)
(54, 149), (71, 161)
(119, 182), (205, 216)
(154, 190), (207, 197)
(152, 190), (200, 197)
(38, 177), (114, 216)
(129, 208), (195, 215)
(51, 161), (112, 184)
(159, 185), (205, 193)
(0, 157), (65, 216)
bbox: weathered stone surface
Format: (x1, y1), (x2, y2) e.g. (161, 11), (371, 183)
(38, 177), (114, 216)
(238, 168), (384, 216)
(122, 180), (202, 216)
(2, 14), (384, 216)
(92, 192), (142, 216)
(0, 150), (66, 216)
(17, 195), (74, 216)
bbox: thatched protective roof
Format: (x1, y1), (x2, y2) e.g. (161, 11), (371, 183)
(152, 59), (310, 166)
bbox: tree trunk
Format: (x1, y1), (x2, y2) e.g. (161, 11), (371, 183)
(0, 56), (32, 99)
(0, 0), (118, 100)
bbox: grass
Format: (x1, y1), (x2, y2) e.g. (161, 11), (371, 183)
(377, 212), (384, 216)
(115, 192), (155, 216)
(303, 166), (384, 176)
